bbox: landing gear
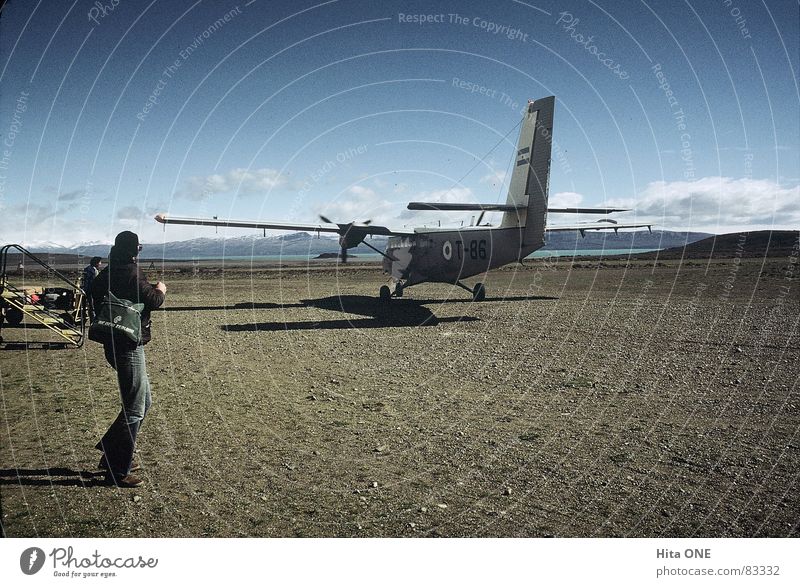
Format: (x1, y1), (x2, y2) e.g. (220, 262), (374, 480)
(456, 280), (487, 301)
(379, 281), (405, 302)
(473, 282), (486, 302)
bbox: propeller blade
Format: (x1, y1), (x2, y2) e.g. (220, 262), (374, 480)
(363, 219), (372, 225)
(319, 215), (333, 224)
(341, 247), (348, 263)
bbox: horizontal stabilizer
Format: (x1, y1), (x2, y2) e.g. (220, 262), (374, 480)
(547, 207), (629, 214)
(547, 222), (652, 236)
(407, 202), (525, 212)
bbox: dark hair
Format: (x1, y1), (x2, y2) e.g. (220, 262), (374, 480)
(109, 231), (140, 264)
(90, 256), (102, 267)
(114, 231), (140, 257)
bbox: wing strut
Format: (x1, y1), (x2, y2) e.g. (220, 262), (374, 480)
(361, 239), (396, 262)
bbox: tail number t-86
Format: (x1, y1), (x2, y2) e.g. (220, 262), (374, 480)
(455, 240), (487, 260)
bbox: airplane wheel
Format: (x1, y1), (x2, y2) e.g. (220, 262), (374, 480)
(379, 285), (392, 302)
(6, 307), (23, 325)
(473, 283), (486, 302)
(395, 283), (404, 298)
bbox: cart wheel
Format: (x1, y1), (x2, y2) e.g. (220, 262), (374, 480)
(6, 307), (23, 325)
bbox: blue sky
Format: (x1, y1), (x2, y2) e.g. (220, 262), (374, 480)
(0, 0), (797, 246)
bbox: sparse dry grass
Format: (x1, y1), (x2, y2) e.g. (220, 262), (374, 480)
(1, 258), (798, 537)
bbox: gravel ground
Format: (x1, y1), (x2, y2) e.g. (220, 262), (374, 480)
(1, 257), (798, 537)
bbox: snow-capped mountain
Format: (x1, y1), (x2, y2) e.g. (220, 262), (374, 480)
(19, 230), (714, 259)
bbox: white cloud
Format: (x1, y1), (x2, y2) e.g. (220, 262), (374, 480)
(316, 185), (395, 224)
(9, 175), (797, 248)
(313, 184), (479, 228)
(0, 203), (64, 245)
(610, 177), (800, 231)
(480, 169), (507, 187)
(179, 167), (288, 200)
(56, 189), (85, 201)
(423, 187), (474, 204)
(398, 187), (475, 225)
(393, 182), (409, 195)
(549, 191), (584, 208)
(117, 206), (144, 220)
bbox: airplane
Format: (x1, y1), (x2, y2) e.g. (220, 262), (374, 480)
(155, 96), (651, 302)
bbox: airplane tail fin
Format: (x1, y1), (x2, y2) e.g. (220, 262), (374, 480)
(501, 96), (554, 253)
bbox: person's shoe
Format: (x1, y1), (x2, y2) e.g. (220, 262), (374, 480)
(98, 454), (140, 473)
(106, 473), (145, 488)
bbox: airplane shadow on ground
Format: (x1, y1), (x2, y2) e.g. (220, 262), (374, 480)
(162, 294), (558, 313)
(162, 301), (294, 312)
(161, 293), (559, 331)
(223, 296), (478, 331)
(0, 468), (107, 487)
(412, 295), (558, 305)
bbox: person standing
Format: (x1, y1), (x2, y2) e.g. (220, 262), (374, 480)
(91, 231), (166, 488)
(82, 257), (102, 293)
(82, 256), (102, 319)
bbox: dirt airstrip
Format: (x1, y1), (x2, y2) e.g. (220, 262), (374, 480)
(1, 256), (798, 537)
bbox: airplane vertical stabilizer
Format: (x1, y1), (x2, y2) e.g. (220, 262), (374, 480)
(501, 96), (554, 252)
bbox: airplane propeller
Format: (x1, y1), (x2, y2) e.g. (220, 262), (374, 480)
(319, 215), (372, 227)
(318, 215), (373, 263)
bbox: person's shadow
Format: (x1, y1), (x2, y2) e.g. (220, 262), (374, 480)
(0, 467), (107, 487)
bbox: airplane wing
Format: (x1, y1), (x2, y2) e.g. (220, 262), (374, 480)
(154, 214), (414, 236)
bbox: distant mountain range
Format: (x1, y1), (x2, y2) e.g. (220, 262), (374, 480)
(542, 230), (711, 252)
(24, 230), (713, 259)
(635, 230), (799, 259)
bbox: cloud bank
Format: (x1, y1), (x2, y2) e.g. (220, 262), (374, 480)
(609, 177), (799, 231)
(179, 167), (289, 200)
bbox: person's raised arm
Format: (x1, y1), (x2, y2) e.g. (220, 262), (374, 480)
(137, 268), (166, 309)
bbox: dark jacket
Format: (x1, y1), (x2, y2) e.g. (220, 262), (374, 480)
(91, 252), (164, 345)
(82, 265), (99, 293)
